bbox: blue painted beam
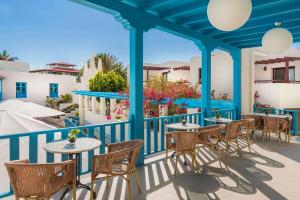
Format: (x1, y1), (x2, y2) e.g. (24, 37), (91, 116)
(231, 36), (300, 46)
(216, 25), (300, 41)
(223, 25), (300, 43)
(139, 0), (176, 10)
(191, 1), (300, 34)
(201, 18), (300, 36)
(129, 27), (144, 166)
(160, 0), (208, 19)
(71, 0), (239, 51)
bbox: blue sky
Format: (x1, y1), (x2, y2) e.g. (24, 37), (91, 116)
(0, 0), (200, 69)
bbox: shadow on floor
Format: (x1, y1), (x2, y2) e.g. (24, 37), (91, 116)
(56, 138), (287, 200)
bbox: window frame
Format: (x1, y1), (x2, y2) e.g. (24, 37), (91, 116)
(49, 83), (59, 98)
(16, 82), (27, 98)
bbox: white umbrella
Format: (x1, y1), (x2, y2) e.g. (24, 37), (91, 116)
(0, 110), (56, 134)
(0, 99), (65, 118)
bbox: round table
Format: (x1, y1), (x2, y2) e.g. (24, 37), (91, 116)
(43, 138), (101, 200)
(166, 123), (201, 130)
(204, 117), (232, 124)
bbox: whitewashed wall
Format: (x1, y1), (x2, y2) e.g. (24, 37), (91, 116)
(0, 60), (30, 72)
(254, 83), (300, 109)
(1, 70), (80, 105)
(190, 51), (233, 98)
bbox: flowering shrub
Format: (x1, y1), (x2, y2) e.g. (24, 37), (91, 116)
(119, 77), (199, 117)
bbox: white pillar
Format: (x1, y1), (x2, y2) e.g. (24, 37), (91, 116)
(159, 104), (168, 116)
(84, 96), (89, 112)
(91, 96), (96, 113)
(79, 95), (85, 125)
(110, 98), (117, 117)
(100, 97), (106, 116)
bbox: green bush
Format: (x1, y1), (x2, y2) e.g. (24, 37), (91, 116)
(89, 71), (126, 92)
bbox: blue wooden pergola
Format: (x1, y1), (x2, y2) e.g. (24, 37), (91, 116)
(71, 0), (300, 164)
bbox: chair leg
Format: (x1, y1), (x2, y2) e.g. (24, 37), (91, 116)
(165, 149), (168, 164)
(225, 141), (228, 158)
(191, 151), (199, 173)
(174, 155), (179, 176)
(126, 176), (132, 200)
(216, 145), (222, 168)
(134, 170), (142, 193)
(235, 138), (241, 156)
(246, 135), (251, 152)
(106, 175), (109, 188)
(90, 176), (94, 200)
(73, 184), (77, 200)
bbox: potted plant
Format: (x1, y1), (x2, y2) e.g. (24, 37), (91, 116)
(181, 119), (187, 126)
(216, 113), (220, 119)
(68, 129), (80, 145)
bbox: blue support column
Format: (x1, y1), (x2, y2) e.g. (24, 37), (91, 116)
(231, 49), (242, 119)
(196, 42), (213, 126)
(129, 27), (144, 166)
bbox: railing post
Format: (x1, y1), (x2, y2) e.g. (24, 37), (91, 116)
(129, 26), (145, 165)
(292, 111), (298, 135)
(231, 49), (242, 120)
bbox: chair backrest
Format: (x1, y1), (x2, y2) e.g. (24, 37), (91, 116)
(264, 116), (281, 131)
(225, 121), (241, 139)
(5, 159), (75, 198)
(197, 124), (226, 143)
(172, 131), (198, 152)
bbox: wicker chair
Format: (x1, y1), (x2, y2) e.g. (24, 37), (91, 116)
(219, 121), (241, 158)
(165, 131), (200, 176)
(197, 124), (226, 167)
(263, 117), (288, 143)
(5, 159), (76, 200)
(242, 114), (262, 141)
(237, 119), (253, 152)
(90, 140), (143, 200)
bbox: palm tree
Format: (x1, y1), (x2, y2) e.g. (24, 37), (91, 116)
(0, 50), (18, 61)
(94, 53), (127, 79)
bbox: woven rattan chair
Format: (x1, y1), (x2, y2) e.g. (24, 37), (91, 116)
(263, 117), (288, 143)
(242, 114), (262, 141)
(165, 131), (200, 176)
(237, 119), (252, 152)
(5, 159), (76, 200)
(90, 140), (143, 200)
(197, 124), (226, 167)
(219, 121), (241, 158)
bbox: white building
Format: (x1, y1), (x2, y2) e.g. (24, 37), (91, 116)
(0, 60), (80, 104)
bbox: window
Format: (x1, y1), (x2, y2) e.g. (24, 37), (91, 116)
(49, 83), (58, 98)
(198, 68), (202, 84)
(16, 82), (27, 98)
(273, 66), (295, 81)
(162, 72), (168, 82)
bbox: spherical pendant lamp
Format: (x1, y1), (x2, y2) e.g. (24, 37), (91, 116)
(262, 23), (293, 54)
(207, 0), (252, 31)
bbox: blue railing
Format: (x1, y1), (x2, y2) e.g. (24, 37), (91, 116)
(0, 120), (131, 198)
(253, 105), (300, 135)
(144, 112), (204, 155)
(0, 108), (241, 198)
(211, 107), (237, 120)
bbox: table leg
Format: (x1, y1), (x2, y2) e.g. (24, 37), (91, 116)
(60, 153), (96, 199)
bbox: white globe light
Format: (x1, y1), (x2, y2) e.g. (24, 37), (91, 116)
(207, 0), (252, 31)
(262, 28), (293, 54)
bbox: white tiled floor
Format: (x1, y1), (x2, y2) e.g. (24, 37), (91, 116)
(3, 135), (300, 200)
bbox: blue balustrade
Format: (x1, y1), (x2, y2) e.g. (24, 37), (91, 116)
(0, 108), (240, 198)
(211, 108), (237, 120)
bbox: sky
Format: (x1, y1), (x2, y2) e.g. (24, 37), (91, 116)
(0, 0), (200, 69)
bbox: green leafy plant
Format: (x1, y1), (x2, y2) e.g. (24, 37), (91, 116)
(89, 71), (126, 92)
(0, 50), (18, 61)
(59, 93), (73, 103)
(68, 129), (80, 143)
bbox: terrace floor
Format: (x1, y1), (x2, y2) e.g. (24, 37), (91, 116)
(4, 134), (300, 200)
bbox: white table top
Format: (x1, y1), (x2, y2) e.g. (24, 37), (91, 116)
(166, 123), (200, 130)
(43, 138), (101, 154)
(246, 113), (292, 119)
(204, 117), (233, 124)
